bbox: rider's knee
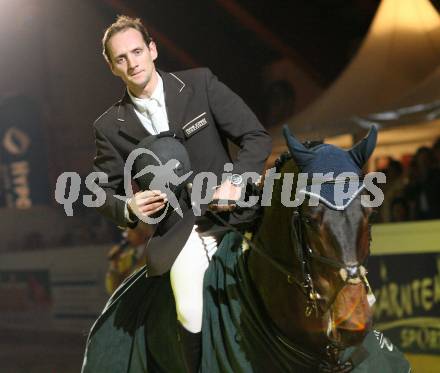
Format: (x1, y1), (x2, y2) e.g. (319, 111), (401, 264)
(176, 302), (203, 333)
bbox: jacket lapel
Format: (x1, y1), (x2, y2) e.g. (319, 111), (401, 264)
(116, 70), (191, 142)
(116, 91), (151, 143)
(160, 70), (192, 138)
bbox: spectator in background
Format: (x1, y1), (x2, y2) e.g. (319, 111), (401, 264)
(404, 146), (440, 220)
(379, 158), (405, 222)
(390, 197), (410, 222)
(105, 223), (152, 294)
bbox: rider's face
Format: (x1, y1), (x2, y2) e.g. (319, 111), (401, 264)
(107, 28), (158, 95)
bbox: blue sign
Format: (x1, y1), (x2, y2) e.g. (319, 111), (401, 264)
(0, 95), (50, 208)
(368, 253), (440, 355)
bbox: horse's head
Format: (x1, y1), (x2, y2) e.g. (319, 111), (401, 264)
(250, 125), (378, 358)
(300, 196), (373, 337)
(284, 125), (377, 348)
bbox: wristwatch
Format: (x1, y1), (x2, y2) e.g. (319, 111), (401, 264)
(228, 174), (244, 187)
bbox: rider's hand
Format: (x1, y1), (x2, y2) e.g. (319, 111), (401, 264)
(127, 190), (168, 220)
(210, 179), (242, 212)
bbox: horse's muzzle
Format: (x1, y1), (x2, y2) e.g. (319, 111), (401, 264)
(331, 283), (372, 344)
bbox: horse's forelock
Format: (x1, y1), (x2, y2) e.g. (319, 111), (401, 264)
(268, 155), (299, 210)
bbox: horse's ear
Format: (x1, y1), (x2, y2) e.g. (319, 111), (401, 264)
(348, 125), (378, 168)
(283, 125), (315, 168)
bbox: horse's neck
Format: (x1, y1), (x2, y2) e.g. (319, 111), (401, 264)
(248, 210), (330, 352)
(248, 211), (305, 336)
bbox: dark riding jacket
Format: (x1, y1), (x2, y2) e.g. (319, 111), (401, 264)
(92, 67), (272, 275)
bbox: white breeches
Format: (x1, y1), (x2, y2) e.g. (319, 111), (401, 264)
(170, 225), (223, 333)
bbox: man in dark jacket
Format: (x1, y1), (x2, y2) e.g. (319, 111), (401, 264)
(93, 15), (271, 372)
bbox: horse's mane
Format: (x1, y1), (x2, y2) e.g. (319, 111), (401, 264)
(255, 153), (299, 257)
(268, 156), (296, 207)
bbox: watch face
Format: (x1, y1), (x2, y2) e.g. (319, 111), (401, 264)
(230, 174), (243, 186)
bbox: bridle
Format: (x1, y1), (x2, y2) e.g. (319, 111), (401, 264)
(209, 199), (373, 319)
(255, 200), (374, 372)
(208, 201), (374, 372)
(207, 191), (375, 372)
(289, 204), (372, 317)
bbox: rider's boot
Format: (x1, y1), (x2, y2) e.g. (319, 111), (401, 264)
(178, 323), (201, 373)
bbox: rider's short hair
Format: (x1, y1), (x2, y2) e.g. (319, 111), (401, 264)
(102, 15), (153, 64)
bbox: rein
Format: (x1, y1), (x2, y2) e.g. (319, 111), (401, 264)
(207, 210), (305, 291)
(207, 208), (371, 372)
(207, 202), (373, 317)
(290, 208), (373, 317)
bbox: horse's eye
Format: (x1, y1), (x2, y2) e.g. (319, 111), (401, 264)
(303, 215), (320, 228)
(302, 205), (324, 228)
(362, 206), (373, 217)
(365, 208), (378, 222)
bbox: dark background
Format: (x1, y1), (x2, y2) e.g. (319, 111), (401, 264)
(3, 0), (440, 182)
(1, 2), (440, 372)
(0, 0), (439, 263)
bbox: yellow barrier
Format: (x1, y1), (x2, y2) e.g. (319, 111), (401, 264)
(371, 220), (440, 373)
(372, 220), (440, 255)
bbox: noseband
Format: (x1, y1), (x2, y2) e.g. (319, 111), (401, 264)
(207, 203), (373, 372)
(289, 208), (373, 317)
(236, 202), (373, 327)
(254, 206), (374, 371)
(210, 203), (373, 319)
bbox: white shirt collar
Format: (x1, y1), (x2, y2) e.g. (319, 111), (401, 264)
(127, 72), (165, 112)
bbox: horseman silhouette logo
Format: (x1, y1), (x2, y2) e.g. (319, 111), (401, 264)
(119, 134), (193, 224)
(133, 152), (192, 218)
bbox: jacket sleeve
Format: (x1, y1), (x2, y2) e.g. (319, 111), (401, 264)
(93, 125), (136, 228)
(205, 69), (272, 176)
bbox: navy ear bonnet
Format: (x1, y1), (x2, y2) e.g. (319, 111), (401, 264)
(283, 125), (377, 210)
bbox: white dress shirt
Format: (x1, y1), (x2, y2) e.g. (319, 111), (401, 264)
(127, 72), (169, 135)
(125, 72), (170, 222)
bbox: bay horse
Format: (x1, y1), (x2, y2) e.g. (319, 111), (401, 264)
(82, 126), (410, 372)
(199, 125), (408, 373)
(245, 126), (377, 371)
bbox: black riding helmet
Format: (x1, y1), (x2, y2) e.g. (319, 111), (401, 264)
(133, 132), (192, 197)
